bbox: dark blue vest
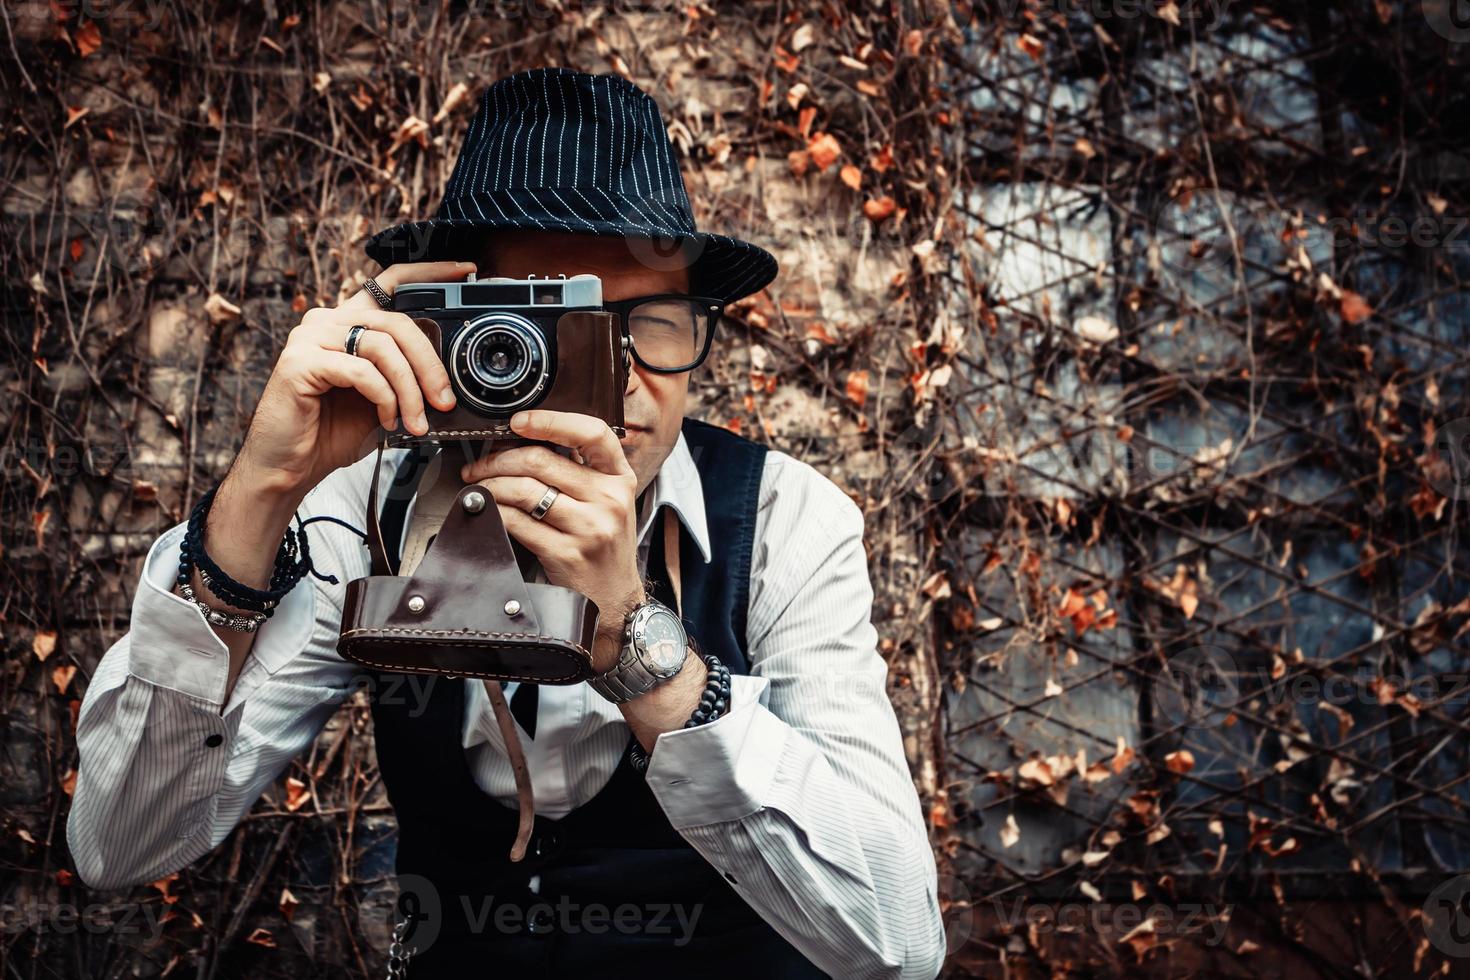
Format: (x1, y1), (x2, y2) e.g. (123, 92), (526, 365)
(370, 418), (828, 978)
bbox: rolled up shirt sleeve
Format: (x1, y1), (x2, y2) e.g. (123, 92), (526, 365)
(66, 452), (389, 891)
(645, 453), (946, 980)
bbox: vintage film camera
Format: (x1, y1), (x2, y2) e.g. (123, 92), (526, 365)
(385, 272), (628, 443)
(337, 273), (629, 693)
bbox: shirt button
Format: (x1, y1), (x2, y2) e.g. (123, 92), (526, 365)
(527, 907), (555, 935)
(204, 734), (224, 748)
(533, 828), (562, 858)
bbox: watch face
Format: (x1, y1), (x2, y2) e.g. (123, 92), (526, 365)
(639, 608), (687, 676)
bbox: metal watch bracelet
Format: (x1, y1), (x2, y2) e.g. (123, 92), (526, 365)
(588, 598), (689, 704)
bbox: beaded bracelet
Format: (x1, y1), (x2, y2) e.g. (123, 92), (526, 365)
(177, 581), (267, 632)
(627, 651), (731, 775)
(176, 482), (337, 618)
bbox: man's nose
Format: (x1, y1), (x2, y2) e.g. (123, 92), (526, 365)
(625, 359), (645, 396)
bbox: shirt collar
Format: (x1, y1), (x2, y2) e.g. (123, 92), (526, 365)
(636, 429), (712, 564)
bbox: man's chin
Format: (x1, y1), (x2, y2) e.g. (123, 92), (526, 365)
(621, 428), (676, 489)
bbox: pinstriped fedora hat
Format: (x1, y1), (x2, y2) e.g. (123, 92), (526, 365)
(364, 67), (778, 306)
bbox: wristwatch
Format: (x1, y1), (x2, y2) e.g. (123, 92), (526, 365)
(588, 598), (690, 704)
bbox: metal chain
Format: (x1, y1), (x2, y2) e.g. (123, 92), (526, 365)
(384, 916), (416, 979)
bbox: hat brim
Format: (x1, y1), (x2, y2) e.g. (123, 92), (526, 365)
(364, 193), (777, 307)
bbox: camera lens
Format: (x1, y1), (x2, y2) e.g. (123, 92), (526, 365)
(472, 332), (529, 387)
(448, 313), (553, 416)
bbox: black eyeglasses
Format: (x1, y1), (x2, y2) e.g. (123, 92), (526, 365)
(604, 294), (724, 373)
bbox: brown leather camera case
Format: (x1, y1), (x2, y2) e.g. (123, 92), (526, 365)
(336, 442), (601, 684)
(382, 310), (627, 445)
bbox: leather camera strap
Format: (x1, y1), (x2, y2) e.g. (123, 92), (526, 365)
(370, 447), (687, 865)
(378, 442), (538, 862)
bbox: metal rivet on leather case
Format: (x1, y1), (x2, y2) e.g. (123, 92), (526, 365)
(504, 599), (522, 617)
(462, 490), (487, 514)
(407, 595), (426, 614)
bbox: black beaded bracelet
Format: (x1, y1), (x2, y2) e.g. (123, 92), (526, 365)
(627, 651), (730, 775)
(176, 482), (337, 616)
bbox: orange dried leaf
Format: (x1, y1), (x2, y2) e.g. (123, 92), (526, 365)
(285, 776), (311, 813)
(795, 107), (817, 141)
(33, 630), (57, 662)
(279, 888), (299, 922)
(805, 321), (837, 345)
(807, 132), (841, 171)
(921, 571), (952, 600)
(839, 164), (862, 190)
(1017, 33), (1045, 62)
(52, 664), (77, 693)
(1340, 290), (1372, 324)
(1058, 588), (1087, 618)
(863, 197), (897, 222)
(1111, 737), (1136, 774)
(245, 928), (277, 948)
(152, 872), (180, 904)
(76, 20), (101, 58)
(845, 369), (870, 409)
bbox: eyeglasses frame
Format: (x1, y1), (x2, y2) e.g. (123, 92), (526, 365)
(603, 293), (725, 374)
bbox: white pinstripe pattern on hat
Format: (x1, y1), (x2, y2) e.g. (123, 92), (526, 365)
(592, 186), (657, 236)
(629, 89), (647, 199)
(607, 76), (623, 195)
(559, 71), (573, 187)
(646, 97), (676, 208)
(491, 83), (507, 194)
(505, 75), (523, 189)
(538, 70), (550, 187)
(365, 68), (778, 305)
(545, 188), (584, 235)
(579, 75), (590, 188)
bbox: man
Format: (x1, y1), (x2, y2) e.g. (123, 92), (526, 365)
(68, 67), (945, 978)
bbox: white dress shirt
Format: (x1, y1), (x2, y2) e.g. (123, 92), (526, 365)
(67, 429), (946, 979)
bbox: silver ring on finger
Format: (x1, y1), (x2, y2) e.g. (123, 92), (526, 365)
(344, 324), (369, 358)
(362, 277), (394, 310)
(529, 485), (561, 521)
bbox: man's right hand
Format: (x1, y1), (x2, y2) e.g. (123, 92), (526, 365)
(234, 260), (473, 500)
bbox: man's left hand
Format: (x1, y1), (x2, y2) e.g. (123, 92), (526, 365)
(461, 409), (646, 672)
